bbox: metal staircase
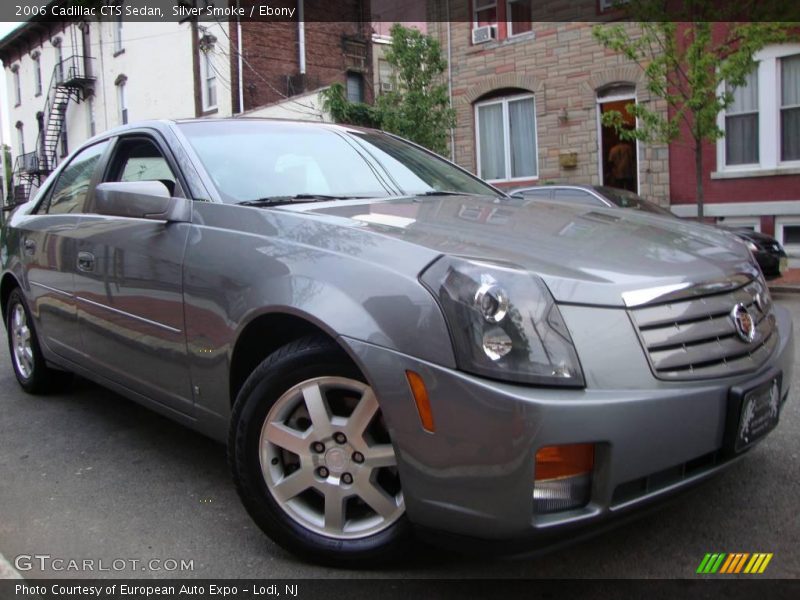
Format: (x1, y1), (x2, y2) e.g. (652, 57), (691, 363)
(9, 55), (95, 205)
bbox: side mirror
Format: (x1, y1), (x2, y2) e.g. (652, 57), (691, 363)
(93, 181), (191, 223)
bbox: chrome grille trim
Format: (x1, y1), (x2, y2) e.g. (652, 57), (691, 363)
(628, 277), (777, 380)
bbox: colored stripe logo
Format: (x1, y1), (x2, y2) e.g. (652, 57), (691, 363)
(697, 553), (773, 574)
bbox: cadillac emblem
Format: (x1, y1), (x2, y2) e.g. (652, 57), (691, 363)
(731, 303), (756, 343)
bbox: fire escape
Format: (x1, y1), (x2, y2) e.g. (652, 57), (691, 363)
(11, 55), (95, 203)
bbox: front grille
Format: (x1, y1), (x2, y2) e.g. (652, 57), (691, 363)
(629, 278), (777, 380)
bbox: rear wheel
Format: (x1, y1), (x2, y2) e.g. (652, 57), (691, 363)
(229, 335), (410, 565)
(6, 288), (72, 394)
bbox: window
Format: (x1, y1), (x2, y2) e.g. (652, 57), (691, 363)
(776, 218), (800, 259)
(553, 188), (604, 206)
(54, 40), (64, 83)
(114, 17), (124, 54)
(507, 0), (532, 36)
(33, 54), (42, 96)
(346, 72), (364, 103)
(116, 76), (128, 125)
(201, 50), (217, 110)
(12, 67), (21, 106)
(474, 0), (497, 26)
(43, 141), (108, 215)
(717, 44), (800, 174)
(781, 54), (800, 162)
(60, 130), (69, 159)
(16, 122), (24, 156)
(475, 93), (538, 182)
(724, 70), (759, 166)
(110, 138), (178, 196)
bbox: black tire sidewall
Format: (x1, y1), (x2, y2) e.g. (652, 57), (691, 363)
(228, 337), (411, 566)
(6, 289), (44, 392)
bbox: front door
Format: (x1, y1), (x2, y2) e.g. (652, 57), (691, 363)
(598, 91), (638, 193)
(17, 140), (109, 363)
(72, 134), (192, 414)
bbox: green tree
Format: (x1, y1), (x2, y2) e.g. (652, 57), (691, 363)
(322, 24), (455, 156)
(593, 2), (790, 219)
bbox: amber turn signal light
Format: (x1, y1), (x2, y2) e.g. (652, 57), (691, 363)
(406, 370), (435, 433)
(535, 443), (595, 481)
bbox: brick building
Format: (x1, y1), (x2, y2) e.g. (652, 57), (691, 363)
(230, 1), (373, 113)
(427, 5), (670, 205)
(668, 24), (800, 263)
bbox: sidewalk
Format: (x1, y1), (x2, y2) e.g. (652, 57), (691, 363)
(768, 268), (800, 294)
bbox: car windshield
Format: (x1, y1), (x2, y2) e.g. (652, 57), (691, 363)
(596, 186), (675, 217)
(178, 121), (499, 204)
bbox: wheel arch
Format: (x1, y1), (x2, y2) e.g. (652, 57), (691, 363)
(0, 272), (21, 328)
(228, 310), (364, 408)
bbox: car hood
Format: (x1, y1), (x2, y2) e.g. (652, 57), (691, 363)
(288, 195), (758, 307)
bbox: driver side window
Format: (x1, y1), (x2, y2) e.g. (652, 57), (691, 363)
(109, 137), (179, 197)
(39, 140), (109, 214)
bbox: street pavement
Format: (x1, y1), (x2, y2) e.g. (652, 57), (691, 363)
(1, 295), (799, 580)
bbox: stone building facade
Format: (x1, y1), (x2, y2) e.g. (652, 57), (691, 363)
(428, 16), (670, 205)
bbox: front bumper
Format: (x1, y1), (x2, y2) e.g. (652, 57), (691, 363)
(339, 304), (794, 543)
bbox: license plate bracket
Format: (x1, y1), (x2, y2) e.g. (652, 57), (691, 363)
(723, 371), (782, 455)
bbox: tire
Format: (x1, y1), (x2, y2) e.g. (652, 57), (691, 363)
(5, 288), (72, 394)
(229, 335), (411, 566)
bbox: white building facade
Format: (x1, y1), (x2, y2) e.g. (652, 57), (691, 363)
(0, 19), (232, 202)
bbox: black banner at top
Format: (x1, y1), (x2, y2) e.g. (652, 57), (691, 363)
(1, 0), (800, 23)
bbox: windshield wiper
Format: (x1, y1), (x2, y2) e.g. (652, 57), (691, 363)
(236, 194), (361, 207)
(415, 190), (474, 197)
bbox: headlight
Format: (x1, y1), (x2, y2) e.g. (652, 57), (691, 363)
(421, 256), (584, 387)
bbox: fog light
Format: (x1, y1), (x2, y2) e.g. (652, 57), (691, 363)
(534, 443), (594, 513)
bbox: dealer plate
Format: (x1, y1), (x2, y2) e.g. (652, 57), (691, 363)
(735, 377), (781, 452)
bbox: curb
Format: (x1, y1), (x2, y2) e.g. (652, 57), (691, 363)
(0, 552), (22, 579)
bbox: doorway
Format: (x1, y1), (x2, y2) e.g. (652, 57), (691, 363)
(597, 87), (638, 193)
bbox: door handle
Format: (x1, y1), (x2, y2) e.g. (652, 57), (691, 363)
(23, 238), (36, 255)
(77, 251), (95, 272)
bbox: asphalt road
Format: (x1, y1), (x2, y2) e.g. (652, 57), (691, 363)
(1, 295), (799, 580)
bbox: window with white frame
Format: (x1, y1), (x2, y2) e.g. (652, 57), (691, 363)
(12, 67), (21, 106)
(724, 70), (759, 166)
(718, 44), (800, 173)
(507, 0), (532, 36)
(776, 218), (800, 259)
(114, 17), (124, 54)
(32, 53), (42, 96)
(475, 93), (538, 182)
(781, 54), (800, 162)
(54, 39), (64, 83)
(16, 123), (24, 156)
(116, 76), (128, 125)
(202, 50), (218, 110)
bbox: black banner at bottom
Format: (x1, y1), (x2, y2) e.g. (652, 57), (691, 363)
(1, 579), (798, 600)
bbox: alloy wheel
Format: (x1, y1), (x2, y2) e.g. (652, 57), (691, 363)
(259, 376), (404, 539)
(10, 303), (34, 380)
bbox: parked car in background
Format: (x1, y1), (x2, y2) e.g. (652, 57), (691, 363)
(512, 184), (788, 279)
(1, 121), (793, 565)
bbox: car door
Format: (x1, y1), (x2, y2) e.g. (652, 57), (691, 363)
(16, 140), (110, 363)
(72, 133), (193, 414)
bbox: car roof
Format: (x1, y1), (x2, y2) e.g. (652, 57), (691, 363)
(512, 184), (601, 193)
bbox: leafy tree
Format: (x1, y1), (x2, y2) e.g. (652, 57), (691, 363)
(593, 2), (790, 218)
(322, 24), (455, 156)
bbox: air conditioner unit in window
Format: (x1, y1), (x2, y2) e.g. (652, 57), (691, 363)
(380, 81), (393, 92)
(471, 25), (496, 45)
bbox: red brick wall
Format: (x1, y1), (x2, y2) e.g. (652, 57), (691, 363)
(229, 1), (372, 112)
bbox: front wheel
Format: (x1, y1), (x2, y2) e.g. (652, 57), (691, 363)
(228, 335), (411, 566)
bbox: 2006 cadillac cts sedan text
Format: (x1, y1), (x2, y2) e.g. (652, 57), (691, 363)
(1, 120), (794, 565)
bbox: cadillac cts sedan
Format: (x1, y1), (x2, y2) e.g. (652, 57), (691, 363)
(1, 120), (794, 565)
